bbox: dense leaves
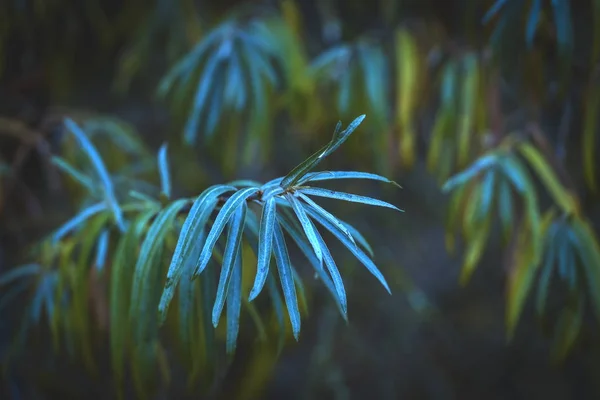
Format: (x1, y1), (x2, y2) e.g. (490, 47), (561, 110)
(0, 115), (402, 395)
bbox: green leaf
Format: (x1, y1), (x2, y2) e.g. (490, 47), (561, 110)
(64, 118), (125, 232)
(570, 219), (600, 320)
(536, 223), (558, 318)
(280, 115), (366, 189)
(272, 220), (301, 340)
(213, 202), (247, 327)
(249, 196), (277, 301)
(158, 143), (171, 199)
(130, 199), (188, 327)
(110, 209), (156, 390)
(159, 185), (236, 323)
(194, 187), (260, 277)
(298, 187), (402, 212)
(285, 193), (324, 266)
(226, 245), (243, 354)
(304, 206), (391, 294)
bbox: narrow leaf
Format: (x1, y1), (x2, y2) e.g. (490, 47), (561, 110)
(213, 202), (247, 327)
(194, 187), (260, 277)
(299, 187), (402, 212)
(272, 220), (301, 339)
(285, 193), (324, 266)
(158, 143), (171, 199)
(249, 196), (277, 301)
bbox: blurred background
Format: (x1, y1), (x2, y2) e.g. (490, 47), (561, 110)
(1, 0), (600, 399)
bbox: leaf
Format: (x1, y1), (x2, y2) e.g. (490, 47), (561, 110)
(94, 229), (110, 271)
(280, 115), (366, 189)
(517, 142), (576, 214)
(158, 143), (171, 199)
(64, 118), (125, 232)
(297, 192), (356, 248)
(0, 264), (41, 286)
(441, 153), (497, 192)
(303, 206), (391, 294)
(582, 84), (599, 193)
(298, 187), (402, 212)
(498, 177), (515, 244)
(285, 193), (324, 266)
(249, 196), (277, 301)
(183, 53), (224, 145)
(277, 213), (346, 316)
(297, 170), (402, 188)
(130, 199), (188, 330)
(194, 187), (260, 277)
(526, 0), (542, 47)
(52, 202), (107, 243)
(159, 185), (236, 322)
(272, 220), (301, 339)
(311, 221), (348, 318)
(213, 202), (247, 328)
(459, 217), (491, 286)
(226, 245), (243, 354)
(482, 0), (510, 24)
(456, 54), (478, 168)
(51, 156), (95, 193)
(536, 223), (558, 319)
(570, 218), (600, 320)
(110, 209), (155, 390)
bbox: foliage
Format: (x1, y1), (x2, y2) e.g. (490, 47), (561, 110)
(0, 115), (402, 396)
(2, 0), (600, 396)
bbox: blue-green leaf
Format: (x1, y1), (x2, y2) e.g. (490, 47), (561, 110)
(159, 185), (236, 323)
(51, 156), (95, 193)
(194, 187), (260, 277)
(272, 220), (301, 339)
(213, 202), (247, 327)
(298, 170), (402, 188)
(0, 264), (40, 286)
(299, 187), (402, 212)
(53, 202), (107, 243)
(311, 221), (348, 318)
(340, 220), (374, 257)
(280, 115), (366, 189)
(158, 143), (171, 199)
(226, 245), (243, 354)
(285, 193), (324, 265)
(277, 213), (345, 316)
(526, 0), (542, 48)
(442, 153), (497, 192)
(130, 199), (188, 322)
(249, 196), (277, 301)
(94, 229), (110, 271)
(297, 192), (356, 247)
(183, 54), (223, 145)
(64, 118), (125, 232)
(304, 206), (391, 294)
(482, 0), (510, 24)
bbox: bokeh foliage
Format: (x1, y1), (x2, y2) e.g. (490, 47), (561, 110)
(1, 0), (600, 397)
